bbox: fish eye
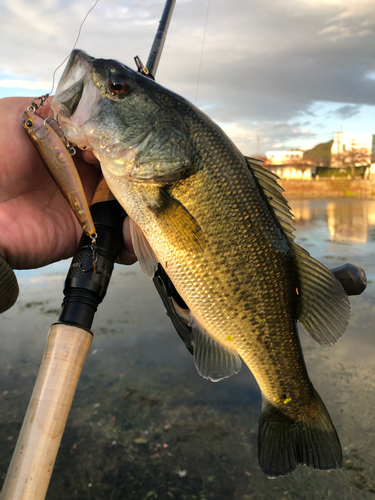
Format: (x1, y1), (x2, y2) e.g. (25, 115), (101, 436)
(24, 118), (34, 128)
(108, 76), (128, 95)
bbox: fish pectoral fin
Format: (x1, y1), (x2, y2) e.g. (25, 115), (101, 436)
(155, 189), (206, 254)
(258, 391), (342, 478)
(129, 218), (159, 279)
(189, 315), (242, 382)
(293, 242), (351, 346)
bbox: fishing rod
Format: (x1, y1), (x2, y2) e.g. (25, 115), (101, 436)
(146, 0), (176, 78)
(0, 1), (176, 499)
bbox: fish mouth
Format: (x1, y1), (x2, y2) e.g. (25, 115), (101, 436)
(94, 128), (152, 161)
(51, 50), (101, 150)
(55, 77), (84, 118)
(52, 49), (156, 164)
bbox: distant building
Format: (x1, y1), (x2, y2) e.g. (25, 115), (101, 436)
(266, 150), (303, 164)
(331, 132), (375, 167)
(365, 163), (375, 181)
(265, 150), (314, 179)
(266, 164), (315, 180)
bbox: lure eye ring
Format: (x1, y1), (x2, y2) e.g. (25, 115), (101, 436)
(108, 76), (128, 96)
(24, 118), (34, 129)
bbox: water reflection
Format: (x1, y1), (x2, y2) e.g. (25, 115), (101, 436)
(292, 199), (375, 243)
(1, 199), (375, 499)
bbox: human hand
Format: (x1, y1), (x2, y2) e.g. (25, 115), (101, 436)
(0, 96), (136, 270)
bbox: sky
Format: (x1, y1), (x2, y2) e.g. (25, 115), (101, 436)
(1, 0), (374, 156)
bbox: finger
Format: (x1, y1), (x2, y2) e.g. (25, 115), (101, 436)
(123, 217), (134, 254)
(115, 248), (138, 266)
(115, 217), (138, 266)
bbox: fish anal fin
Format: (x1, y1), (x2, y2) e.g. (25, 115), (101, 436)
(258, 391), (342, 478)
(189, 315), (242, 382)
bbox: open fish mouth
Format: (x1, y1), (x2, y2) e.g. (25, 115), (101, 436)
(51, 50), (102, 150)
(52, 49), (155, 158)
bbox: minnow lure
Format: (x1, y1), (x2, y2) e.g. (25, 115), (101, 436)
(23, 108), (96, 239)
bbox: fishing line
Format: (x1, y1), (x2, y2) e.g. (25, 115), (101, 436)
(194, 0), (211, 105)
(48, 0), (100, 98)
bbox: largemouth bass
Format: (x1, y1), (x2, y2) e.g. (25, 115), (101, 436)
(52, 50), (351, 478)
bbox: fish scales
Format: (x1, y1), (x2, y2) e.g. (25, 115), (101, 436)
(52, 50), (350, 477)
(160, 107), (309, 410)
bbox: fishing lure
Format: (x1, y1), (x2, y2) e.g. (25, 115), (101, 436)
(23, 103), (98, 269)
(21, 0), (101, 271)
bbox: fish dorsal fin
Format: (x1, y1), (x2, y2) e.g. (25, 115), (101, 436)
(245, 157), (294, 240)
(189, 315), (242, 382)
(129, 218), (159, 279)
(245, 157), (351, 346)
(245, 156), (265, 168)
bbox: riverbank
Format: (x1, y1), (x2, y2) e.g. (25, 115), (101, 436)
(279, 178), (375, 198)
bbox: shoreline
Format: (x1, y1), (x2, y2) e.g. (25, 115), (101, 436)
(278, 178), (375, 199)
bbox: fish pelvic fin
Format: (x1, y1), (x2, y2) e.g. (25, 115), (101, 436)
(258, 391), (342, 478)
(129, 218), (159, 279)
(190, 315), (242, 382)
(246, 156), (351, 346)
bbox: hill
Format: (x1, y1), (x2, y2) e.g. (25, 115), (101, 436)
(303, 140), (333, 166)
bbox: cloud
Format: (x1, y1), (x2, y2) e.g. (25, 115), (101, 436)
(0, 78), (51, 90)
(218, 119), (318, 157)
(1, 0), (374, 152)
(329, 105), (361, 119)
(155, 0), (375, 130)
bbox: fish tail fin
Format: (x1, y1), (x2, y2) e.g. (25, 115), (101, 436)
(258, 390), (342, 478)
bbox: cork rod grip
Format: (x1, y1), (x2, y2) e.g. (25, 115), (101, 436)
(0, 324), (93, 500)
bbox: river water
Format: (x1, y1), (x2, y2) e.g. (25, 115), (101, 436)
(0, 198), (374, 500)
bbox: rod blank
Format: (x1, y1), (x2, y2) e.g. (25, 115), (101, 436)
(146, 0), (176, 77)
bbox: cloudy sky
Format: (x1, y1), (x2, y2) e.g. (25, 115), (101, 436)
(1, 0), (374, 155)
